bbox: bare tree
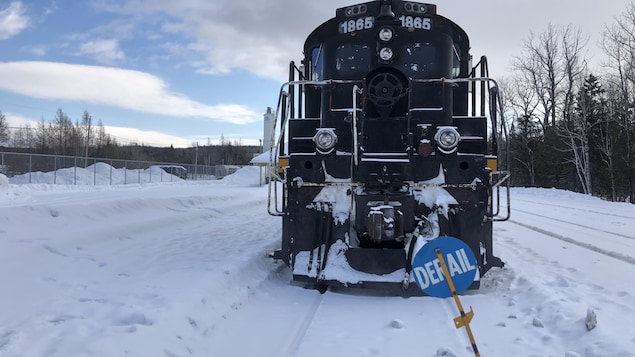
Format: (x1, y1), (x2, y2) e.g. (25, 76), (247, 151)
(80, 110), (93, 164)
(560, 76), (594, 195)
(511, 24), (588, 189)
(500, 76), (542, 185)
(513, 25), (565, 128)
(0, 110), (9, 145)
(52, 109), (74, 155)
(557, 27), (591, 194)
(513, 25), (588, 127)
(561, 25), (589, 123)
(35, 118), (51, 150)
(602, 3), (635, 202)
(10, 124), (36, 148)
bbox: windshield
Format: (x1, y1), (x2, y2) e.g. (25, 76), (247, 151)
(400, 42), (440, 75)
(335, 44), (371, 76)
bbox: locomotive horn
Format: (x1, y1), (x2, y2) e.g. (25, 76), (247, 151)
(378, 1), (395, 19)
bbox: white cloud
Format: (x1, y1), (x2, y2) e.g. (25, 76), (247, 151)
(21, 45), (46, 56)
(44, 0), (58, 18)
(105, 125), (193, 147)
(87, 0), (634, 81)
(0, 1), (30, 40)
(4, 112), (36, 127)
(105, 126), (260, 147)
(93, 0), (338, 80)
(78, 39), (126, 65)
(0, 61), (260, 125)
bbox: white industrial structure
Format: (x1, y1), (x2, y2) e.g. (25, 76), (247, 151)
(250, 107), (277, 185)
(263, 107), (275, 154)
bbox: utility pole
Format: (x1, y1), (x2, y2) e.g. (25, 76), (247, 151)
(194, 142), (199, 179)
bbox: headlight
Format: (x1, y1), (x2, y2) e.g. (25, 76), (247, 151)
(313, 128), (338, 154)
(434, 127), (460, 154)
(379, 27), (393, 42)
(379, 47), (394, 61)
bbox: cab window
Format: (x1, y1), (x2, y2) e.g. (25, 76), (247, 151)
(311, 46), (323, 81)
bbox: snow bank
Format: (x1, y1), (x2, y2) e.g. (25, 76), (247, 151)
(0, 173), (8, 188)
(220, 166), (263, 186)
(9, 162), (184, 185)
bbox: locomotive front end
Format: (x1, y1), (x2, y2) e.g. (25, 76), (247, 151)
(269, 0), (509, 292)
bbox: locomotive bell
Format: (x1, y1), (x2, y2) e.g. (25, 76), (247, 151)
(378, 1), (395, 20)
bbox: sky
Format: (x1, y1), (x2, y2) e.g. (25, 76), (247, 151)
(1, 167), (635, 355)
(0, 0), (633, 148)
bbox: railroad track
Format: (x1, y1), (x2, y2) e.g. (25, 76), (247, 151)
(512, 207), (635, 240)
(513, 197), (635, 221)
(507, 218), (635, 267)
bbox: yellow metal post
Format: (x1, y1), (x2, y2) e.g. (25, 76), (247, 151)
(435, 248), (480, 357)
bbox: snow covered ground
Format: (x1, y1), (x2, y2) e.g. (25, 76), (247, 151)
(1, 167), (634, 357)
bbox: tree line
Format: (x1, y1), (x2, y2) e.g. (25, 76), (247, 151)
(0, 109), (118, 158)
(501, 4), (635, 203)
(0, 109), (258, 165)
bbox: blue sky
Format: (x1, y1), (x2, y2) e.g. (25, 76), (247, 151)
(0, 0), (632, 148)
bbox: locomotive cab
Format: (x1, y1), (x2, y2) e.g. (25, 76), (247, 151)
(269, 0), (510, 293)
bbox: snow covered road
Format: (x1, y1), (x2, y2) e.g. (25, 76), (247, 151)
(1, 170), (634, 356)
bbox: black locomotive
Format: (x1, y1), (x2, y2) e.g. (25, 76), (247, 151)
(268, 0), (510, 292)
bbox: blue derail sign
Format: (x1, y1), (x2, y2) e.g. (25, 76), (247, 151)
(412, 236), (478, 298)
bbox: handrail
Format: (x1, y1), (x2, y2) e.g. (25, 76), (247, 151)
(267, 90), (293, 217)
(352, 85), (363, 167)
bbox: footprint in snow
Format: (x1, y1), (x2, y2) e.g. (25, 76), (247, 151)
(42, 245), (67, 257)
(116, 313), (154, 327)
(545, 276), (570, 287)
(188, 317), (199, 331)
(435, 347), (457, 356)
(48, 314), (85, 325)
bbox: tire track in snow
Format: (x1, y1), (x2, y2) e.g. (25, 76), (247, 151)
(275, 292), (324, 357)
(508, 219), (635, 266)
(513, 198), (635, 221)
(513, 208), (635, 240)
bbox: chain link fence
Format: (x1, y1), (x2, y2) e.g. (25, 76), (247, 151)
(0, 151), (240, 185)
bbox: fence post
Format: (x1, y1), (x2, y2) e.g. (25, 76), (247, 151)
(29, 154), (32, 184)
(94, 158), (97, 185)
(74, 157), (77, 185)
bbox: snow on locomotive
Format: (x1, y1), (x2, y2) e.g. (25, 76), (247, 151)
(268, 0), (510, 293)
